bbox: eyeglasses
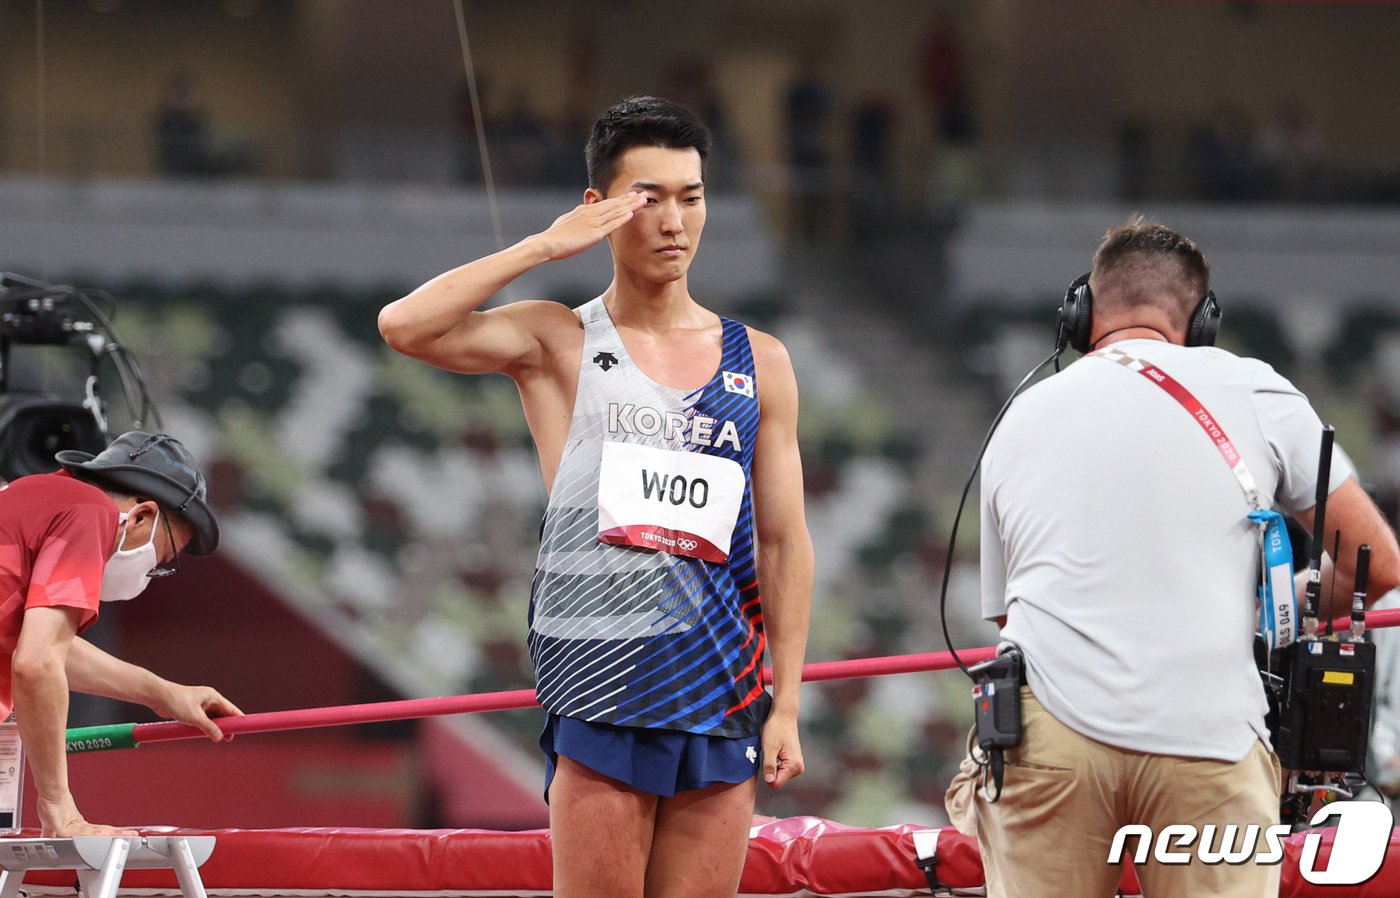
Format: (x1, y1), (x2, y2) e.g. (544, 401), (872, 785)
(145, 501), (182, 578)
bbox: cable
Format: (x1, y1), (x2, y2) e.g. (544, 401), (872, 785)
(35, 0), (49, 284)
(75, 288), (159, 429)
(69, 288), (162, 431)
(451, 0), (506, 256)
(938, 346), (1065, 677)
(85, 288), (120, 321)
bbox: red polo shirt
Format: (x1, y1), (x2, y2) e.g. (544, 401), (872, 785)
(0, 471), (117, 715)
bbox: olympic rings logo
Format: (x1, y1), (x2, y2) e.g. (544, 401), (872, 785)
(677, 538), (698, 552)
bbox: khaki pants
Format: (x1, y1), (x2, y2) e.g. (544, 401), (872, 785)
(946, 688), (1281, 898)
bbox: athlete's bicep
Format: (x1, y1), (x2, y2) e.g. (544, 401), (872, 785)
(385, 300), (565, 377)
(751, 334), (808, 544)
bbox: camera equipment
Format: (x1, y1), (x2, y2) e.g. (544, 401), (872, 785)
(1263, 428), (1378, 822)
(0, 273), (158, 482)
(1299, 427), (1335, 640)
(1273, 622), (1375, 774)
(1, 289), (97, 348)
(0, 394), (104, 482)
(968, 646), (1024, 802)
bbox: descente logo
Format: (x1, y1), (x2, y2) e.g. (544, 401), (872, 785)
(1108, 801), (1393, 885)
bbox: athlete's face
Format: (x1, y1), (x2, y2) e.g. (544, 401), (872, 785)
(589, 146), (706, 284)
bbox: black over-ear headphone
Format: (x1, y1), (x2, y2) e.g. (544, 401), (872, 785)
(1055, 272), (1222, 355)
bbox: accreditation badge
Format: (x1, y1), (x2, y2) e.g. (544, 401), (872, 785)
(597, 441), (745, 563)
(1249, 508), (1297, 651)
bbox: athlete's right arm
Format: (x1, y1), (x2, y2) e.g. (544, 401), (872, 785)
(378, 192), (646, 375)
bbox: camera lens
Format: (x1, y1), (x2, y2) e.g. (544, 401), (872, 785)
(0, 399), (104, 481)
(18, 413), (84, 472)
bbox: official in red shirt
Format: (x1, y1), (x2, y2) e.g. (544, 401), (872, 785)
(0, 431), (241, 836)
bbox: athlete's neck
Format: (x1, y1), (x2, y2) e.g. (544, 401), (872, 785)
(1091, 326), (1173, 350)
(603, 273), (703, 332)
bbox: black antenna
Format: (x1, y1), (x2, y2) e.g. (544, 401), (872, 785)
(1351, 545), (1371, 642)
(1326, 530), (1341, 636)
(1302, 425), (1335, 639)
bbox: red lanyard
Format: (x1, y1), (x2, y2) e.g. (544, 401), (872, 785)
(1092, 346), (1261, 510)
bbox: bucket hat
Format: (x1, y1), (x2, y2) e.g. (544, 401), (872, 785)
(56, 431), (219, 555)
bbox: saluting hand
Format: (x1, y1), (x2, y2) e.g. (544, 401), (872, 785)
(536, 192), (647, 261)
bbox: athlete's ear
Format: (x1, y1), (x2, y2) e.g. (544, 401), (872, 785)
(584, 187), (604, 205)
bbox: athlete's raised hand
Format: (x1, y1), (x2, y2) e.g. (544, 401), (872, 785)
(536, 192), (647, 261)
(381, 193), (643, 374)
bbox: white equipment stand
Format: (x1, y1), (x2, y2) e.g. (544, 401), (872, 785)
(0, 837), (215, 898)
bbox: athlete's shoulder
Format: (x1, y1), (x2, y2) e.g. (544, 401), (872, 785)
(497, 299), (586, 331)
(743, 325), (794, 375)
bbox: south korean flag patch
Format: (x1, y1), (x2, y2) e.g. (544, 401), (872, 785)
(722, 370), (755, 399)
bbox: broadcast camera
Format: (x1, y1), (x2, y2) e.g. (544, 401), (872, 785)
(0, 272), (157, 482)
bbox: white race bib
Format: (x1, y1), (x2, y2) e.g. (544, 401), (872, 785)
(597, 441), (745, 563)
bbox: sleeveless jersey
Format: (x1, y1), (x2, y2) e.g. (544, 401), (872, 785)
(528, 297), (769, 737)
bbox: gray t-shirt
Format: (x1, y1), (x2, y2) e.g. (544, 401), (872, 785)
(981, 340), (1354, 762)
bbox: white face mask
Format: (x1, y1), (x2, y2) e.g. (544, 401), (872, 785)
(101, 510), (160, 603)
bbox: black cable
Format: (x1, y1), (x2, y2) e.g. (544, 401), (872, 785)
(1358, 774), (1392, 808)
(939, 346), (1066, 677)
(85, 288), (119, 322)
(69, 285), (162, 431)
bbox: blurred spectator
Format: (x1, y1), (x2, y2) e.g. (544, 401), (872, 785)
(851, 97), (897, 238)
(918, 12), (975, 146)
(493, 89), (550, 186)
(1371, 381), (1400, 528)
(786, 60), (835, 242)
(454, 76), (492, 184)
(1118, 120), (1150, 201)
(1367, 588), (1400, 797)
(1257, 98), (1326, 201)
(918, 13), (979, 214)
(1193, 102), (1260, 201)
(154, 71), (213, 177)
(665, 61), (736, 183)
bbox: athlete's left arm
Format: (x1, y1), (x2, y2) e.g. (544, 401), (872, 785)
(750, 330), (814, 789)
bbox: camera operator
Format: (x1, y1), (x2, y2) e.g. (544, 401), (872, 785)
(947, 220), (1400, 896)
(0, 431), (242, 836)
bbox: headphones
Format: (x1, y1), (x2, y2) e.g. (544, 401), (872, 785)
(1055, 272), (1222, 355)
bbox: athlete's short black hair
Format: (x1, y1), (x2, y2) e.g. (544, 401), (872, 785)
(585, 96), (711, 193)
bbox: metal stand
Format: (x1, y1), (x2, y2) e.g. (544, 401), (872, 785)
(0, 836), (215, 898)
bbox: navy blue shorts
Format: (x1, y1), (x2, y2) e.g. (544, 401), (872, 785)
(540, 714), (761, 800)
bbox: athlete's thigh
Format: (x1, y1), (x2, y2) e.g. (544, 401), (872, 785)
(644, 778), (756, 898)
(550, 756), (659, 898)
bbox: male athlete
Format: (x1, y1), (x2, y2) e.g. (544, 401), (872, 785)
(379, 96), (813, 898)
